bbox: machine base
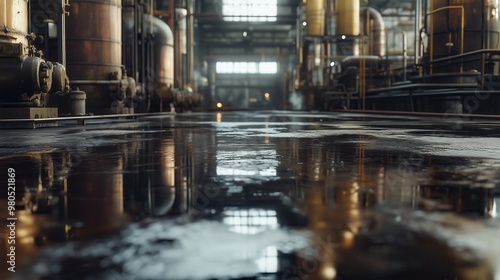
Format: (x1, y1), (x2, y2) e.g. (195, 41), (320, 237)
(0, 107), (58, 128)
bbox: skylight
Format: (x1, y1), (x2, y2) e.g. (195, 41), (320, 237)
(216, 62), (278, 74)
(222, 0), (277, 22)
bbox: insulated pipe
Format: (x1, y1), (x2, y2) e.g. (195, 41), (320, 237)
(336, 0), (360, 36)
(360, 7), (386, 57)
(142, 14), (174, 99)
(305, 0), (325, 36)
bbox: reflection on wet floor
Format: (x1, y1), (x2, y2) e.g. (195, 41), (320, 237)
(0, 111), (499, 280)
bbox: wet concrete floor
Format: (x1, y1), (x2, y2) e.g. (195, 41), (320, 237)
(0, 111), (499, 280)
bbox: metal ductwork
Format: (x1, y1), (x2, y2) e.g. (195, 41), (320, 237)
(305, 0), (326, 36)
(361, 7), (386, 57)
(336, 0), (360, 36)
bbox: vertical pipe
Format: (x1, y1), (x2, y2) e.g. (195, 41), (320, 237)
(150, 0), (154, 34)
(58, 1), (67, 67)
(414, 0), (422, 65)
(402, 31), (407, 81)
(189, 0), (194, 87)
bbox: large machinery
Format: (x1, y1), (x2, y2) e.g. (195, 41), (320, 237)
(295, 0), (500, 115)
(0, 0), (69, 109)
(0, 0), (201, 117)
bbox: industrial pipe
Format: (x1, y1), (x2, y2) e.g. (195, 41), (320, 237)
(143, 14), (174, 102)
(360, 7), (386, 57)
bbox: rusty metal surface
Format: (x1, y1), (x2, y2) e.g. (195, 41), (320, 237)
(66, 0), (123, 113)
(66, 0), (122, 80)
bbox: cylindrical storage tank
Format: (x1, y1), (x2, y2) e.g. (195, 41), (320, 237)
(0, 0), (29, 46)
(143, 15), (175, 103)
(336, 0), (360, 36)
(426, 0), (500, 73)
(305, 0), (325, 36)
(360, 8), (386, 57)
(66, 0), (122, 113)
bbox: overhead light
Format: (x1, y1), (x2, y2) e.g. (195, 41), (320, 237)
(216, 102), (223, 109)
(264, 92), (270, 100)
(302, 21), (307, 26)
(330, 62), (335, 67)
(243, 31), (248, 37)
(341, 35), (346, 40)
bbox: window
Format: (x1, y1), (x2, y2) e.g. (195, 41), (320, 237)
(216, 62), (278, 74)
(222, 0), (277, 22)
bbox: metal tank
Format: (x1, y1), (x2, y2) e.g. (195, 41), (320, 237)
(66, 0), (130, 114)
(425, 0), (500, 73)
(336, 0), (360, 36)
(0, 0), (67, 105)
(305, 0), (325, 36)
(336, 0), (360, 56)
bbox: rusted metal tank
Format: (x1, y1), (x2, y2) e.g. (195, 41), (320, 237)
(426, 0), (500, 73)
(66, 0), (123, 113)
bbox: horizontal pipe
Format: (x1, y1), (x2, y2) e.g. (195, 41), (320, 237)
(424, 49), (500, 65)
(334, 109), (500, 120)
(71, 80), (122, 85)
(366, 83), (477, 94)
(0, 112), (176, 123)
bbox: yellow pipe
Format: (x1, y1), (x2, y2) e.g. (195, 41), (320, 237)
(336, 0), (360, 36)
(428, 6), (465, 75)
(305, 0), (325, 36)
(150, 0), (154, 34)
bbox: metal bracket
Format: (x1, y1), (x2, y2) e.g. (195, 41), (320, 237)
(63, 0), (70, 16)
